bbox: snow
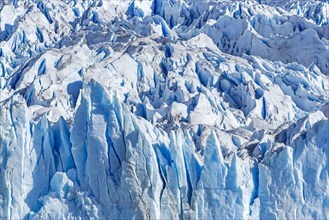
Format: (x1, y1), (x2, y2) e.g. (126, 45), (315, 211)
(0, 0), (328, 219)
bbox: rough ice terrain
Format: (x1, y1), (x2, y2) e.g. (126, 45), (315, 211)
(0, 0), (328, 219)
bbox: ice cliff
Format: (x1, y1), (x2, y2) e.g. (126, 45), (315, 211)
(0, 0), (328, 219)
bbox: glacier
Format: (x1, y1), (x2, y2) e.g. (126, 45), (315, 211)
(0, 0), (328, 219)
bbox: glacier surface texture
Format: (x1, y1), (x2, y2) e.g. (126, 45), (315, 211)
(0, 0), (328, 219)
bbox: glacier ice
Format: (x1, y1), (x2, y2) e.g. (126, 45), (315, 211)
(0, 0), (328, 219)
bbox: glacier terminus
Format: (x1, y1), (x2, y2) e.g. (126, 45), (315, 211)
(0, 0), (328, 219)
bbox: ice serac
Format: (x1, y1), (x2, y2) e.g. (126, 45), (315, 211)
(0, 95), (56, 219)
(0, 0), (329, 219)
(259, 111), (329, 219)
(70, 80), (163, 219)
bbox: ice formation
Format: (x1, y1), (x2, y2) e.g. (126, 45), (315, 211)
(0, 0), (328, 219)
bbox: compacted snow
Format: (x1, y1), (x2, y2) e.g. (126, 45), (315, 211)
(0, 0), (328, 219)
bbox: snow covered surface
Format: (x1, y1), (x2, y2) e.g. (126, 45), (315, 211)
(0, 0), (328, 219)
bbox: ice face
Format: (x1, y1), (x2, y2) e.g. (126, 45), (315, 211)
(0, 0), (328, 219)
